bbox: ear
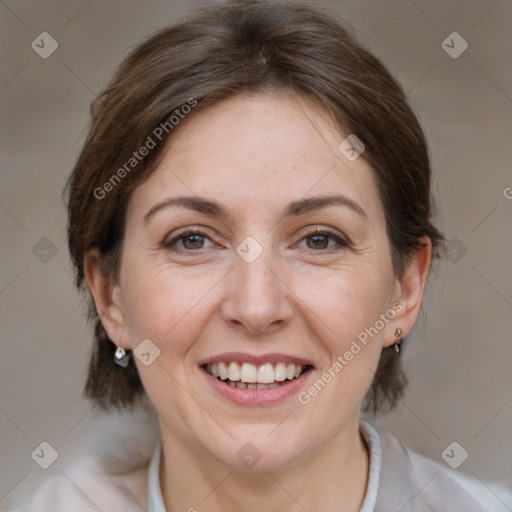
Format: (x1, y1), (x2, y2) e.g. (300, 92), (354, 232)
(84, 249), (131, 350)
(383, 237), (432, 348)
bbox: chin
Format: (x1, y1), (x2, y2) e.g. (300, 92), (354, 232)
(204, 427), (310, 472)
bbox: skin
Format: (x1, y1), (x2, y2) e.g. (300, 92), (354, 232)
(85, 91), (431, 511)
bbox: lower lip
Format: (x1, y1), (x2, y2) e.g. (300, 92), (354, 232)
(201, 367), (314, 406)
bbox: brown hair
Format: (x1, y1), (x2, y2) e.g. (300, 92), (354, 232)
(66, 0), (443, 413)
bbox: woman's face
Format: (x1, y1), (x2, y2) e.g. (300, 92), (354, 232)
(110, 92), (406, 469)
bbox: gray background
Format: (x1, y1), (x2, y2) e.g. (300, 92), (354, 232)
(1, 0), (511, 508)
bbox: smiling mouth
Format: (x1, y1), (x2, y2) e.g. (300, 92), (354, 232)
(202, 361), (313, 389)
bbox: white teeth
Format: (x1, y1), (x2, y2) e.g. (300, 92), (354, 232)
(218, 362), (228, 380)
(240, 363), (257, 383)
(227, 362), (241, 381)
(228, 381), (286, 390)
(205, 361), (308, 385)
(275, 362), (287, 381)
(257, 363), (275, 384)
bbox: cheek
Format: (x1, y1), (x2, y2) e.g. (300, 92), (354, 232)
(120, 263), (217, 358)
(297, 272), (391, 405)
(296, 263), (392, 347)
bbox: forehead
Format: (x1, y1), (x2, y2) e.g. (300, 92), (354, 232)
(128, 91), (385, 226)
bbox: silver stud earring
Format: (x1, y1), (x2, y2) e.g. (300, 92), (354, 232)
(394, 328), (403, 354)
(114, 346), (131, 367)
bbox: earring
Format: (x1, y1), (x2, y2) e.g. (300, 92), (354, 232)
(114, 346), (131, 367)
(394, 328), (403, 354)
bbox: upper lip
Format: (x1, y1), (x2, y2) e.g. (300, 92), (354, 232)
(198, 352), (315, 367)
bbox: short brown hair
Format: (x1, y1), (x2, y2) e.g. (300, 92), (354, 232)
(66, 0), (443, 413)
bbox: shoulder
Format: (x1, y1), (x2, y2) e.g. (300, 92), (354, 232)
(25, 410), (158, 512)
(376, 426), (512, 512)
(26, 454), (150, 511)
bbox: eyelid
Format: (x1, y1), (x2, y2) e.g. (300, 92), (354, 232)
(163, 225), (353, 254)
(297, 227), (353, 250)
(162, 227), (216, 250)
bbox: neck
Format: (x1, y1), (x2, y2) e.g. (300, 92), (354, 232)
(158, 415), (369, 512)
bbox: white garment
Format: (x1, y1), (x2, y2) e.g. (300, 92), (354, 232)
(20, 421), (512, 511)
(146, 421), (381, 511)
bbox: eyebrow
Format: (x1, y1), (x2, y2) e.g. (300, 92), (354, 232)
(143, 193), (368, 224)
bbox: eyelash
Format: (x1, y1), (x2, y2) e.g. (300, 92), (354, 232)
(163, 228), (352, 254)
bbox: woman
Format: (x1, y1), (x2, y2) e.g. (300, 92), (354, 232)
(25, 1), (506, 510)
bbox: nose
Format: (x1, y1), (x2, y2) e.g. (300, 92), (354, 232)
(221, 247), (294, 336)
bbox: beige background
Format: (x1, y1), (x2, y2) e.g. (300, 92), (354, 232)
(1, 0), (511, 508)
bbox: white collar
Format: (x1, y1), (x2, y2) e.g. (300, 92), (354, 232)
(148, 420), (382, 512)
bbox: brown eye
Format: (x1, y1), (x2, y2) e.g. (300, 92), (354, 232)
(181, 233), (206, 249)
(299, 230), (351, 251)
(163, 230), (214, 252)
(306, 234), (331, 250)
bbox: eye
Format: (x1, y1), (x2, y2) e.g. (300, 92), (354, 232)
(163, 229), (215, 252)
(163, 227), (351, 254)
(298, 228), (351, 251)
